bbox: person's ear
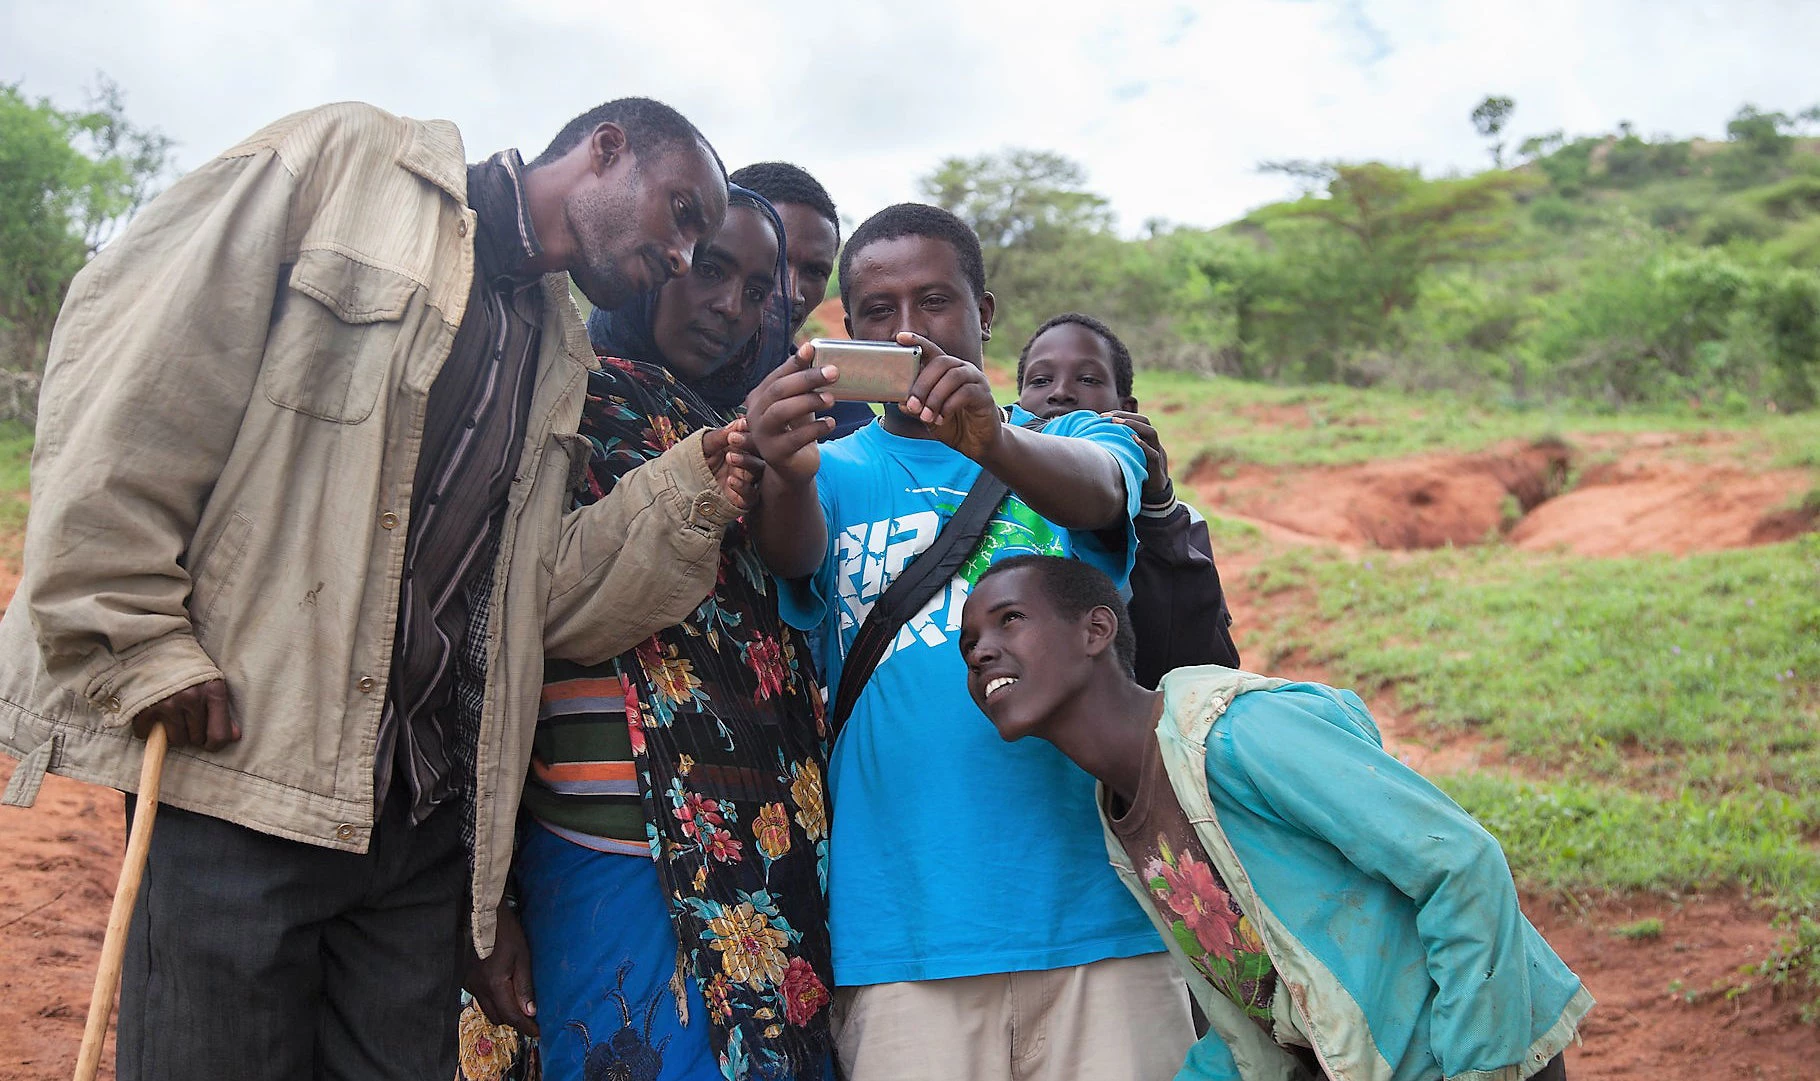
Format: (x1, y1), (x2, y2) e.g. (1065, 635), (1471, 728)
(1121, 394), (1140, 412)
(978, 290), (996, 343)
(1082, 606), (1118, 660)
(589, 122), (630, 175)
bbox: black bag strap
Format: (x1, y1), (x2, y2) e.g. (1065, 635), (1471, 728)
(828, 416), (1045, 734)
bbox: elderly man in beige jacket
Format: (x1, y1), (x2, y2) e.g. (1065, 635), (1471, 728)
(0, 96), (754, 1080)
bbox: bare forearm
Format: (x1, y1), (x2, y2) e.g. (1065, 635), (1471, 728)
(751, 475), (827, 580)
(972, 425), (1127, 530)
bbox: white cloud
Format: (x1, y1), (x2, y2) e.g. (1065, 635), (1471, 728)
(7, 0), (1817, 234)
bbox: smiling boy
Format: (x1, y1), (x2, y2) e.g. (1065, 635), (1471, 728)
(1016, 312), (1239, 684)
(957, 554), (1591, 1081)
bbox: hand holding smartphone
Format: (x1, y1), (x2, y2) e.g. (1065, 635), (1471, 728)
(810, 339), (922, 402)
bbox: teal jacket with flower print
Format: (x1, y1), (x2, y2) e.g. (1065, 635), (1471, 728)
(1101, 667), (1592, 1081)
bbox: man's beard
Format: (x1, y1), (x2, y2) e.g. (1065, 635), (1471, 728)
(564, 183), (645, 309)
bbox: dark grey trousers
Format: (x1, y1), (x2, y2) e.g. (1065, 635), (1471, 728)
(116, 792), (466, 1081)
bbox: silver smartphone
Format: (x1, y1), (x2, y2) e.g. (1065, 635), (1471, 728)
(810, 339), (923, 403)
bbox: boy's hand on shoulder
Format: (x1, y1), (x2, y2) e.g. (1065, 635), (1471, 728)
(1102, 409), (1173, 505)
(899, 332), (1001, 460)
(745, 347), (837, 490)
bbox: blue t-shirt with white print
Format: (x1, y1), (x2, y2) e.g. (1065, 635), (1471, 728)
(779, 405), (1165, 985)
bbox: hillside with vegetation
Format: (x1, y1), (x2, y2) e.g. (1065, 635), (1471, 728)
(938, 99), (1820, 415)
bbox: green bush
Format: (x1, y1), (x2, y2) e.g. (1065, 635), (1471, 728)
(1530, 196), (1582, 231)
(1751, 174), (1820, 220)
(1701, 202), (1779, 246)
(1749, 268), (1820, 408)
(1764, 217), (1820, 268)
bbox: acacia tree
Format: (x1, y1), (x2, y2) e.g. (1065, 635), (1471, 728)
(1471, 95), (1516, 167)
(917, 149), (1113, 279)
(1254, 162), (1535, 336)
(0, 76), (171, 370)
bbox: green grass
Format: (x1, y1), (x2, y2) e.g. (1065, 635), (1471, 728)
(1736, 914), (1820, 1024)
(1119, 368), (1820, 468)
(0, 421), (31, 576)
(1246, 537), (1820, 809)
(1613, 917), (1666, 941)
(1438, 774), (1820, 905)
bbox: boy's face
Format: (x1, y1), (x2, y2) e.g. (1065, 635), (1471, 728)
(959, 567), (1094, 742)
(843, 235), (993, 365)
(1016, 323), (1135, 418)
(773, 202), (839, 341)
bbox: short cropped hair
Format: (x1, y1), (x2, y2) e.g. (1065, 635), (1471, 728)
(531, 97), (723, 174)
(838, 203), (985, 311)
(730, 162), (839, 240)
(977, 555), (1136, 676)
(1016, 312), (1135, 399)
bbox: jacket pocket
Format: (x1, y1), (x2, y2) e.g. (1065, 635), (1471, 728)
(261, 248), (414, 423)
(187, 511), (254, 633)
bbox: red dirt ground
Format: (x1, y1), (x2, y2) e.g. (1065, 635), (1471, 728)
(1188, 435), (1814, 557)
(0, 767), (120, 1081)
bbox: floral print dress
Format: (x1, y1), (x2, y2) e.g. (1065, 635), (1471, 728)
(581, 358), (834, 1078)
(462, 357), (836, 1081)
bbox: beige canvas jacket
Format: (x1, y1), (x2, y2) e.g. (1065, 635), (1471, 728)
(0, 102), (739, 952)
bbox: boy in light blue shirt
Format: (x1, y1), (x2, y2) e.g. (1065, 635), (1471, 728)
(745, 204), (1195, 1081)
(957, 554), (1591, 1081)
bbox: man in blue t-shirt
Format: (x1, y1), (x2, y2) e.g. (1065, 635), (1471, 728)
(746, 204), (1194, 1081)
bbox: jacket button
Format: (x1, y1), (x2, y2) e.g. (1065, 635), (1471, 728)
(101, 695), (122, 713)
(357, 676), (377, 693)
(335, 823), (356, 841)
(694, 497), (718, 518)
(379, 511), (399, 530)
(457, 219), (470, 238)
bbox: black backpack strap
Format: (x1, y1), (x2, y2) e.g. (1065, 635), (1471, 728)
(827, 416), (1047, 735)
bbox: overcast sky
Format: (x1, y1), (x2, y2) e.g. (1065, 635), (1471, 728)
(7, 0), (1817, 233)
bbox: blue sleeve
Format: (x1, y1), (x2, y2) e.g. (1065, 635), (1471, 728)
(1045, 410), (1145, 585)
(1175, 1032), (1243, 1080)
(776, 479), (839, 634)
(1210, 686), (1536, 1079)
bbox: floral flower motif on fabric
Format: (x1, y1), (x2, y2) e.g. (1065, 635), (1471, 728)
(754, 802), (792, 863)
(789, 761), (827, 842)
(638, 640), (709, 722)
(780, 957), (830, 1027)
(1143, 834), (1276, 1023)
(455, 994), (538, 1081)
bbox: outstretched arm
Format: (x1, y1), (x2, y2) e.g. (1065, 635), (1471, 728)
(542, 425), (758, 663)
(898, 333), (1129, 531)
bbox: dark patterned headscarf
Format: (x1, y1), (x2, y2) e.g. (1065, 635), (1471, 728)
(587, 185), (793, 414)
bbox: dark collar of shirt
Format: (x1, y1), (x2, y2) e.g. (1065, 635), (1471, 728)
(467, 149), (544, 287)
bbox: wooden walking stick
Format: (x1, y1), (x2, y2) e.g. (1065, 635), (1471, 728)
(73, 723), (169, 1081)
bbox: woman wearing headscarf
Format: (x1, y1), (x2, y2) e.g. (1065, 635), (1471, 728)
(459, 188), (836, 1081)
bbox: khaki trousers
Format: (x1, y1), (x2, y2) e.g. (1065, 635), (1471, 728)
(833, 953), (1194, 1081)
